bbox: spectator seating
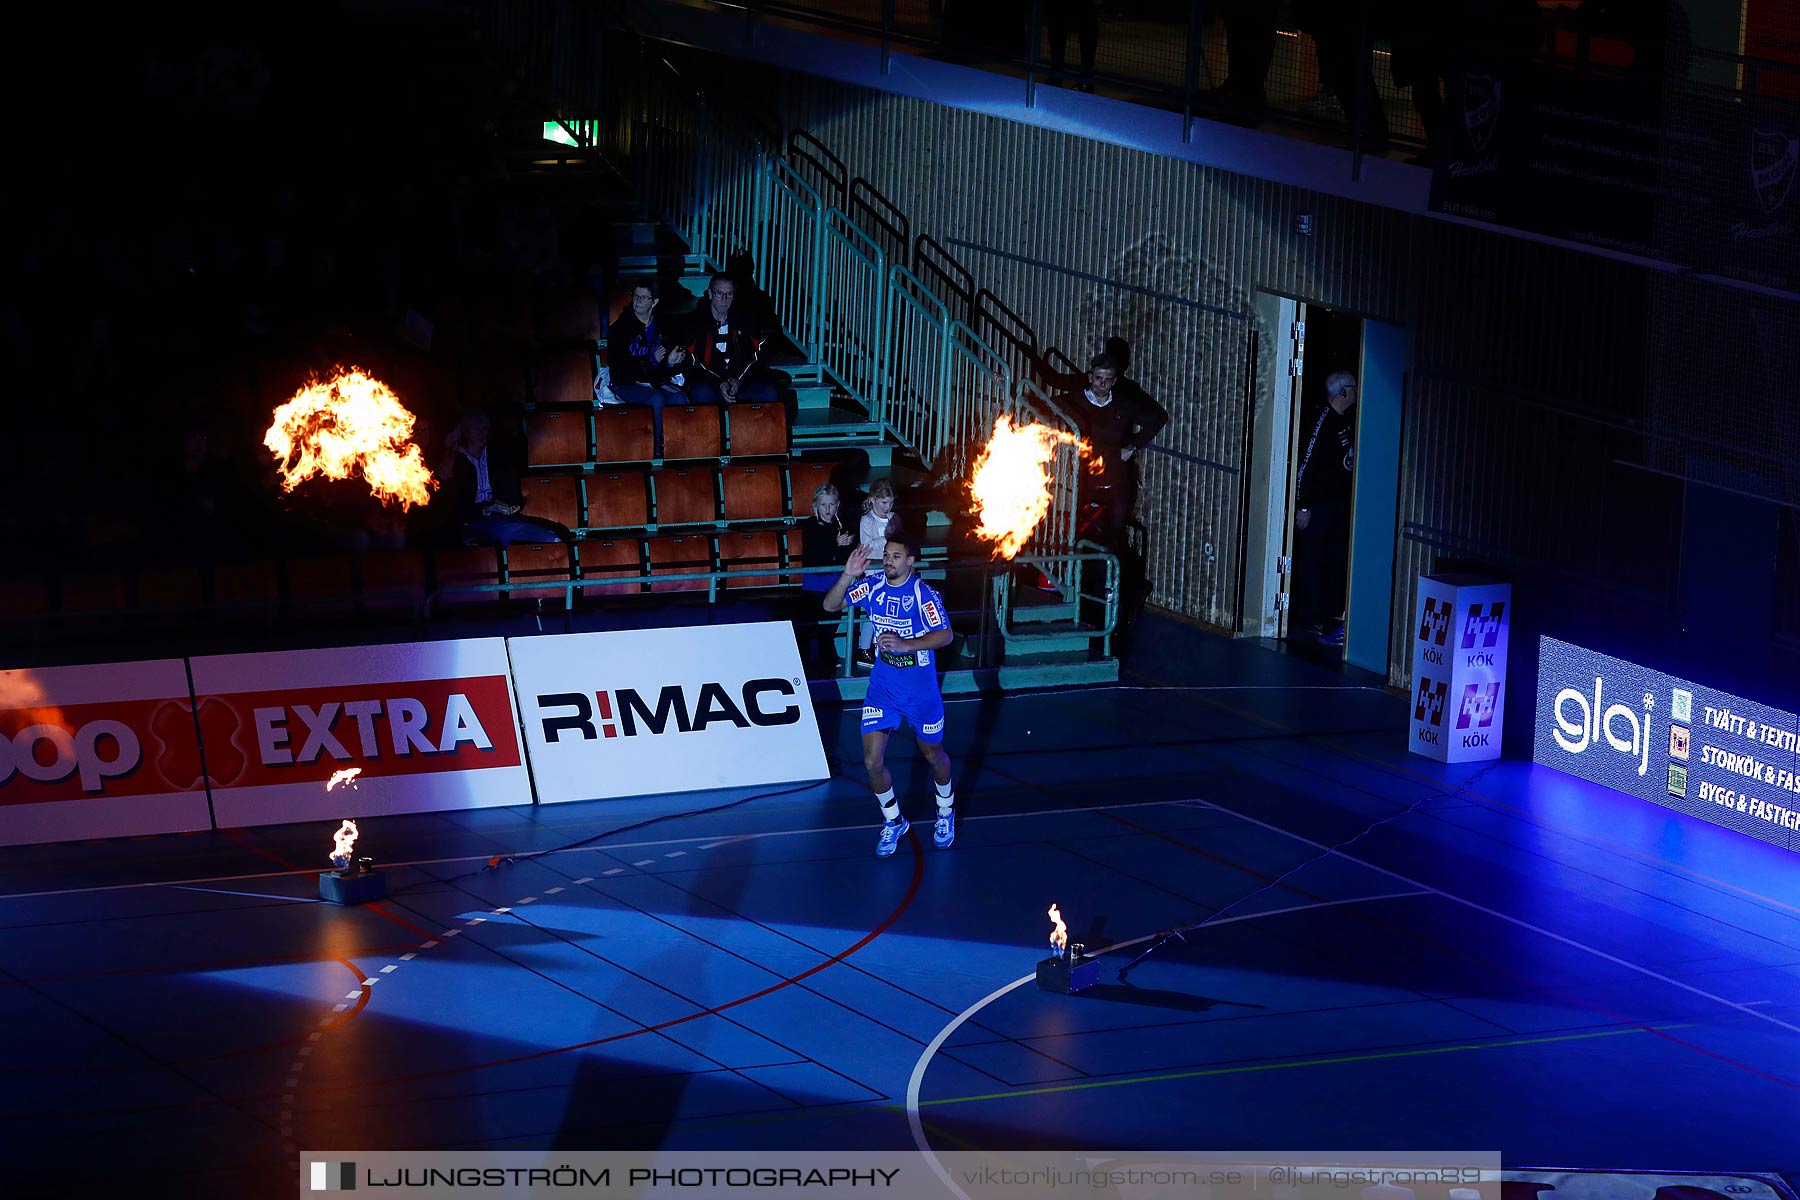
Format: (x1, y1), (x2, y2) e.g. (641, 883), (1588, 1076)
(646, 534), (713, 593)
(503, 541), (575, 607)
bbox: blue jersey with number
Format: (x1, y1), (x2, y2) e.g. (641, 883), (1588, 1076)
(844, 572), (950, 687)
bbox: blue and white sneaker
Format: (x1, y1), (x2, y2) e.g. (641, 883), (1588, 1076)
(933, 809), (955, 849)
(876, 817), (909, 857)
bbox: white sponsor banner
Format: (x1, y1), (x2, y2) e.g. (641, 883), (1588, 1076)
(1409, 575), (1511, 764)
(509, 622), (830, 803)
(0, 659), (213, 846)
(187, 640), (531, 828)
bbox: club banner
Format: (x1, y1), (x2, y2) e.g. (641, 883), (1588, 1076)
(1535, 637), (1800, 854)
(187, 640), (530, 828)
(1408, 575), (1511, 764)
(0, 659), (213, 846)
(508, 622), (830, 804)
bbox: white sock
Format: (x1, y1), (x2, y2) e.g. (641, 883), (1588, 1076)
(934, 777), (955, 813)
(876, 788), (899, 822)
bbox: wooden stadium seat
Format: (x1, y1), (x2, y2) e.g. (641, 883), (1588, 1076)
(720, 464), (785, 522)
(131, 566), (205, 625)
(212, 560), (280, 619)
(646, 535), (713, 593)
(583, 471), (649, 530)
(595, 406), (655, 464)
(432, 546), (501, 608)
(726, 401), (787, 458)
(576, 538), (642, 596)
(463, 355), (527, 409)
(525, 408), (590, 468)
(718, 530), (785, 589)
(358, 549), (428, 614)
(0, 574), (51, 619)
(533, 346), (597, 406)
(661, 404), (724, 460)
(284, 556), (356, 617)
(480, 295), (535, 347)
(523, 475), (582, 531)
(58, 571), (127, 613)
(539, 289), (603, 342)
(503, 542), (574, 605)
(653, 468), (717, 527)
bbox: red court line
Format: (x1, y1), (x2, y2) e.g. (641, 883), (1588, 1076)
(1099, 808), (1800, 1093)
(3, 943), (420, 988)
(289, 831), (930, 1098)
(222, 829), (439, 941)
(198, 957), (374, 1061)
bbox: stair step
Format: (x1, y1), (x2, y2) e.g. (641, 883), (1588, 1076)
(1009, 599), (1079, 624)
(792, 383), (836, 410)
(1003, 628), (1096, 656)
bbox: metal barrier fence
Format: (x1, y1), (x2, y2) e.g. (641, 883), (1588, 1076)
(576, 67), (1094, 582)
(415, 551), (1121, 674)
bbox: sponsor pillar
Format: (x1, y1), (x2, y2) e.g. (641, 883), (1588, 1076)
(1409, 575), (1512, 764)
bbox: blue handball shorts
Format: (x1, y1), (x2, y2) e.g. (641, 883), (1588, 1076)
(860, 682), (946, 744)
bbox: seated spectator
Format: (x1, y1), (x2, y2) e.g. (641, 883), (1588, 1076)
(436, 406), (572, 546)
(854, 479), (900, 665)
(799, 482), (856, 670)
(802, 482), (856, 589)
(607, 280), (686, 457)
(675, 273), (778, 406)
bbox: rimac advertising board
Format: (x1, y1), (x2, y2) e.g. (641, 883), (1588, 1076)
(0, 659), (213, 846)
(188, 640), (531, 827)
(1534, 637), (1800, 854)
(509, 623), (830, 803)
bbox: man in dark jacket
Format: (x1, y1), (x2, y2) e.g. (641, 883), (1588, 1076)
(435, 407), (571, 546)
(1292, 368), (1357, 644)
(675, 273), (778, 406)
(1056, 351), (1169, 554)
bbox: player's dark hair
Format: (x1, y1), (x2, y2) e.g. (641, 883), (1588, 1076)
(886, 533), (921, 560)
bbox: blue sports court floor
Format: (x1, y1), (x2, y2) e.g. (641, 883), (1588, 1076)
(5, 616), (1798, 1197)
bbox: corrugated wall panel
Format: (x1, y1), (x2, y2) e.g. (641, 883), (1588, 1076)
(560, 35), (1788, 686)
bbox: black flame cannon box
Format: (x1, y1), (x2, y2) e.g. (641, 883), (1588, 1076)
(1035, 949), (1100, 994)
(319, 861), (387, 905)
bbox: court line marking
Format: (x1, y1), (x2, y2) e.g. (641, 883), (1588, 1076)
(905, 891), (1428, 1200)
(918, 1021), (1694, 1108)
(1195, 797), (1800, 1040)
(0, 798), (1217, 901)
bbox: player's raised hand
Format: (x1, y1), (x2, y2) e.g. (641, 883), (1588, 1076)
(845, 543), (873, 576)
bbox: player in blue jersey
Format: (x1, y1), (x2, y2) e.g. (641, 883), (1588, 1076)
(823, 534), (958, 856)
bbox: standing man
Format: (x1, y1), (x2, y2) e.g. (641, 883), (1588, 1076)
(1057, 351), (1168, 649)
(677, 273), (777, 406)
(1293, 368), (1358, 646)
(1061, 351), (1168, 555)
(823, 536), (958, 857)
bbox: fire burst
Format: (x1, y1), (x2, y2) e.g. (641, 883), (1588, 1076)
(326, 767), (362, 792)
(1048, 903), (1068, 956)
(330, 819), (359, 864)
(264, 367), (435, 509)
(969, 415), (1095, 560)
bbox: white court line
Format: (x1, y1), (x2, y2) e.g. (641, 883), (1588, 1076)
(1193, 797), (1800, 1039)
(0, 798), (1212, 901)
(905, 892), (1429, 1200)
